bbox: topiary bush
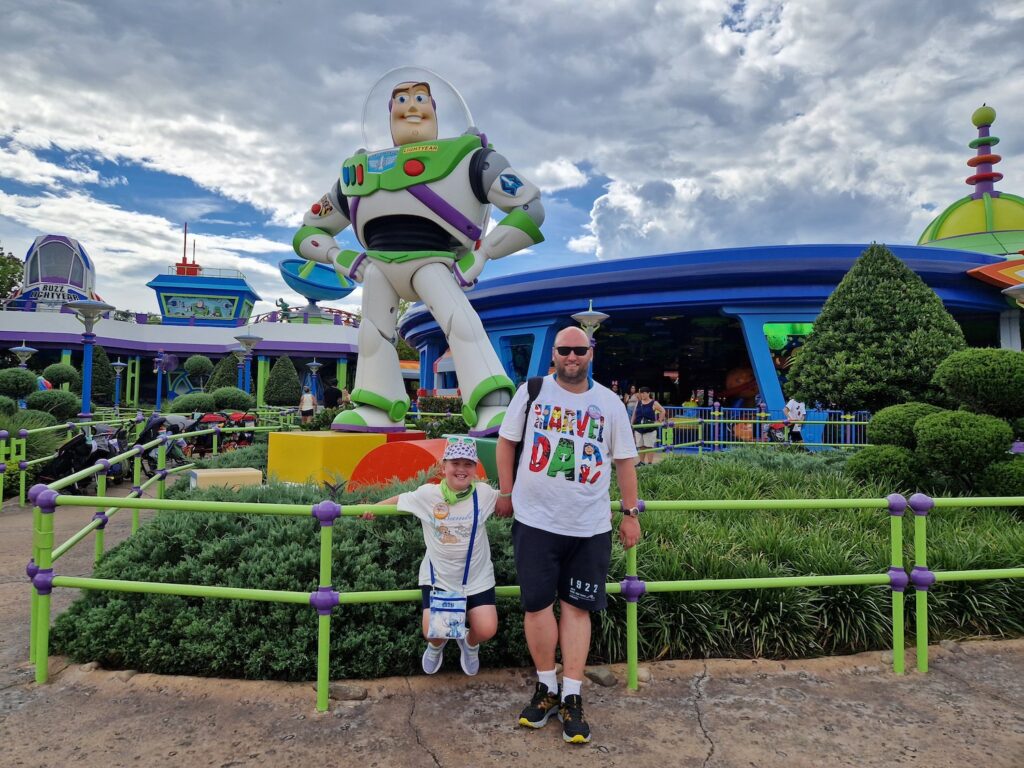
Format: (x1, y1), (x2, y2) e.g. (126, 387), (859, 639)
(183, 355), (214, 390)
(0, 395), (16, 415)
(977, 457), (1024, 500)
(0, 367), (39, 399)
(867, 402), (944, 450)
(42, 362), (80, 390)
(80, 344), (116, 402)
(787, 243), (966, 411)
(845, 445), (919, 490)
(167, 392), (218, 414)
(26, 389), (82, 421)
(212, 386), (256, 411)
(264, 356), (302, 406)
(914, 410), (1014, 483)
(207, 355), (241, 391)
(932, 348), (1024, 420)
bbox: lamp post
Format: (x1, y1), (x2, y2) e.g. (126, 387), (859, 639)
(64, 299), (114, 419)
(571, 299), (610, 343)
(231, 346), (247, 390)
(112, 359), (128, 415)
(10, 342), (38, 369)
(233, 333), (262, 393)
(153, 351), (165, 412)
(306, 358), (323, 401)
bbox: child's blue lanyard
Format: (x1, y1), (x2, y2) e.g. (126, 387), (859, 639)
(430, 489), (479, 589)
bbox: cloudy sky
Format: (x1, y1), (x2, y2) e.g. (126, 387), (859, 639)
(1, 0), (1022, 315)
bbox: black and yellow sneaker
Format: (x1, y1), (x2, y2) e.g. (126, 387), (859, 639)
(518, 682), (561, 728)
(558, 694), (592, 744)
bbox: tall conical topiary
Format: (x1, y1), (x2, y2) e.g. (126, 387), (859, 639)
(787, 243), (966, 412)
(264, 356), (302, 406)
(208, 354), (241, 391)
(73, 344), (116, 403)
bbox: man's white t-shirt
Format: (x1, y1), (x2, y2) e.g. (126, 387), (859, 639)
(785, 398), (807, 433)
(499, 376), (637, 537)
(397, 483), (497, 595)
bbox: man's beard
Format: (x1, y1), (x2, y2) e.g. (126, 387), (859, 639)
(554, 360), (589, 386)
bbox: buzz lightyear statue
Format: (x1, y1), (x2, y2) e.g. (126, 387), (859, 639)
(293, 68), (544, 435)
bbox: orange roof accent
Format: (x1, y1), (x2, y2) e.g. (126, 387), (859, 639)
(399, 359), (419, 371)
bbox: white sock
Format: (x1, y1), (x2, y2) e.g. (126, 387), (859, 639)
(537, 668), (558, 692)
(426, 640), (446, 653)
(561, 676), (582, 700)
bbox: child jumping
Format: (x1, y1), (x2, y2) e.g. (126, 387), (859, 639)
(373, 436), (499, 676)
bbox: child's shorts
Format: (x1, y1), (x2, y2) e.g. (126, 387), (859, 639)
(420, 586), (496, 610)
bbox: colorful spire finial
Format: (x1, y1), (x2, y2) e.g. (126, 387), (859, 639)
(966, 103), (1002, 199)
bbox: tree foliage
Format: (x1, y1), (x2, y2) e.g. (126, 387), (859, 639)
(264, 356), (302, 406)
(26, 389), (82, 421)
(212, 386), (256, 411)
(42, 363), (80, 390)
(0, 367), (39, 399)
(183, 355), (215, 390)
(787, 243), (966, 411)
(207, 354), (241, 391)
(73, 344), (116, 402)
(0, 245), (21, 299)
(932, 348), (1024, 420)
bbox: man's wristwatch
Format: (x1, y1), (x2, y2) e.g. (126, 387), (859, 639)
(621, 500), (644, 518)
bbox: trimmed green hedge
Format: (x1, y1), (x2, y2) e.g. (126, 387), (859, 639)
(932, 348), (1024, 420)
(168, 392), (218, 414)
(914, 410), (1013, 481)
(50, 448), (1024, 679)
(26, 389), (82, 421)
(867, 402), (942, 450)
(212, 386), (255, 411)
(183, 355), (214, 388)
(416, 395), (462, 415)
(264, 356), (301, 407)
(0, 367), (39, 399)
(42, 363), (80, 389)
(0, 409), (60, 494)
(846, 445), (919, 490)
(0, 395), (17, 416)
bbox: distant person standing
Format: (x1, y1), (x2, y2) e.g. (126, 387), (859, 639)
(784, 395), (806, 445)
(299, 386), (317, 425)
(631, 387), (664, 465)
(624, 385), (639, 420)
(322, 380), (342, 409)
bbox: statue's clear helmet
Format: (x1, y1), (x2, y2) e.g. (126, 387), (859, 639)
(361, 66), (475, 152)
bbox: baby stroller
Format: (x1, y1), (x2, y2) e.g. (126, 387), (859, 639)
(37, 431), (94, 491)
(183, 412), (227, 458)
(139, 415), (190, 477)
(766, 423), (788, 443)
(89, 423), (131, 485)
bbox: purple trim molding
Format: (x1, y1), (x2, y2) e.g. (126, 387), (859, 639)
(349, 252), (368, 279)
(331, 423), (407, 433)
(309, 586), (340, 615)
(467, 425), (500, 438)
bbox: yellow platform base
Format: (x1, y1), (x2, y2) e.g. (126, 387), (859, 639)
(267, 431), (386, 485)
(188, 467), (263, 491)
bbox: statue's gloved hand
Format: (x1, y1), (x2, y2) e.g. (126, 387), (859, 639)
(337, 249), (367, 283)
(452, 249), (488, 291)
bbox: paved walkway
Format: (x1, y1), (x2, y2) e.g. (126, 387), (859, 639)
(1, 494), (1022, 767)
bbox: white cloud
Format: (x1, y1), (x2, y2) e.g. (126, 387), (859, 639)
(531, 158), (588, 193)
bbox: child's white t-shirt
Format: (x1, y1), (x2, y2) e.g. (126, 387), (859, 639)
(397, 483), (497, 596)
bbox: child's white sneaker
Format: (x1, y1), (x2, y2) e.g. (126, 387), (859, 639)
(457, 638), (480, 675)
(422, 641), (446, 674)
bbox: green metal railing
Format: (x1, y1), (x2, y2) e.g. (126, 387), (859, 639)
(24, 476), (1024, 711)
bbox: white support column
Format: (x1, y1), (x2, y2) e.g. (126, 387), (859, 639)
(999, 309), (1021, 351)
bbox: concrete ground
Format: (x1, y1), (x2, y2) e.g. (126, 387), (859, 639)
(1, 493), (1023, 767)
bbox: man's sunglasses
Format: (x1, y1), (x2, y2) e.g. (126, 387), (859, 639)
(555, 346), (591, 357)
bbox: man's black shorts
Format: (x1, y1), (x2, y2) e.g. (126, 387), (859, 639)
(511, 520), (612, 612)
(789, 428), (804, 443)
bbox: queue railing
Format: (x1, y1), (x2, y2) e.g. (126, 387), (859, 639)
(23, 483), (1024, 712)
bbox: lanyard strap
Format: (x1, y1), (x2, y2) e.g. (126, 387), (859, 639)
(430, 488), (479, 589)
